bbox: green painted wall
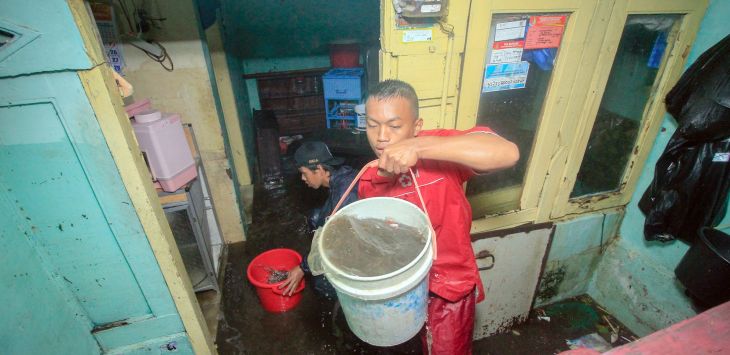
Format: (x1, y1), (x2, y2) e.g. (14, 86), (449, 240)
(535, 212), (623, 307)
(220, 0), (379, 58)
(587, 0), (730, 336)
(1, 1), (191, 352)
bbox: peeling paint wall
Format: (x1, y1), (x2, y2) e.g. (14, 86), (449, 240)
(119, 0), (245, 243)
(535, 212), (623, 307)
(587, 0), (730, 336)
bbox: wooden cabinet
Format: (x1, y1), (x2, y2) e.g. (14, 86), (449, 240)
(246, 68), (328, 135)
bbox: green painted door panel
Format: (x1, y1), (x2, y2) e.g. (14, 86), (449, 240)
(0, 1), (94, 77)
(0, 1), (190, 352)
(0, 193), (101, 354)
(0, 72), (186, 351)
(1, 101), (151, 322)
(1, 76), (151, 323)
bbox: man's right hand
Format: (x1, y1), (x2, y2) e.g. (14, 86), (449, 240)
(278, 266), (305, 296)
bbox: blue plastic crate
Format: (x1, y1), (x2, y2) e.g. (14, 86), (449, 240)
(323, 68), (365, 100)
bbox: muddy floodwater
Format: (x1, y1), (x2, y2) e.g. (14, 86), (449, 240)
(322, 216), (427, 277)
(215, 154), (636, 354)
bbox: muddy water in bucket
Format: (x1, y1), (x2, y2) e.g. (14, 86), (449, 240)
(319, 197), (433, 347)
(322, 216), (426, 277)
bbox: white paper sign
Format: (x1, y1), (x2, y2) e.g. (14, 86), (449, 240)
(491, 47), (523, 64)
(495, 20), (527, 41)
(421, 4), (441, 13)
(403, 29), (433, 42)
(713, 152), (729, 162)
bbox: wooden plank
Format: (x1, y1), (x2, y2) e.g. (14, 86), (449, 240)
(159, 193), (189, 206)
(242, 67), (329, 80)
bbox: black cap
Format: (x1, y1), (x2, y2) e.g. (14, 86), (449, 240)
(294, 141), (345, 170)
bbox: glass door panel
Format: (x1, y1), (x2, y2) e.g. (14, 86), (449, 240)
(570, 14), (680, 198)
(467, 13), (570, 216)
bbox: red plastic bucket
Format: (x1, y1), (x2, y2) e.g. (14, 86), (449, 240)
(330, 43), (360, 68)
(247, 248), (306, 313)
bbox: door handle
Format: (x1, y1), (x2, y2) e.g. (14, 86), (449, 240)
(475, 250), (495, 271)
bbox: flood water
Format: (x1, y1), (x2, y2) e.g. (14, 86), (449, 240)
(214, 154), (636, 354)
(215, 155), (420, 354)
(322, 216), (426, 277)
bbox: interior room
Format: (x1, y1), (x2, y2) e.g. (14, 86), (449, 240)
(1, 0), (729, 354)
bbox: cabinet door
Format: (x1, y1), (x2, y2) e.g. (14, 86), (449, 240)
(0, 1), (188, 352)
(472, 225), (553, 339)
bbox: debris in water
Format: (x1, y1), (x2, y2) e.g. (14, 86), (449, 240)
(567, 333), (612, 352)
(265, 267), (289, 284)
(538, 316), (551, 322)
(602, 315), (619, 343)
(511, 330), (521, 336)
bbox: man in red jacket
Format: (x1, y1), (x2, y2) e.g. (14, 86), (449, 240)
(359, 80), (519, 354)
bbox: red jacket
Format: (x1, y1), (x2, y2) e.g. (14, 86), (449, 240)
(358, 127), (493, 302)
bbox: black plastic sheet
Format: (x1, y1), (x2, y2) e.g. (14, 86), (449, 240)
(639, 34), (730, 243)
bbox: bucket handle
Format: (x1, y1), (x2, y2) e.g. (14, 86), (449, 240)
(330, 160), (437, 260)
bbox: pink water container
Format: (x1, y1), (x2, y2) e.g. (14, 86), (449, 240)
(131, 110), (197, 192)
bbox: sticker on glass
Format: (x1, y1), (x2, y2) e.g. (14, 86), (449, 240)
(494, 20), (527, 41)
(524, 15), (567, 49)
(713, 152), (729, 162)
(490, 40), (525, 64)
(421, 4), (441, 13)
(482, 61), (530, 93)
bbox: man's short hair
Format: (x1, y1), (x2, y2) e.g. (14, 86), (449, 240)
(367, 79), (419, 119)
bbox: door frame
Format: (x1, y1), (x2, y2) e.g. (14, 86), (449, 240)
(69, 2), (215, 354)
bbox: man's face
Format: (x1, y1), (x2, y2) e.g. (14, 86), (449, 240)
(299, 166), (325, 189)
(365, 96), (423, 157)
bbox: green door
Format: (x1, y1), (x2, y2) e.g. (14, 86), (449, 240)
(0, 1), (192, 353)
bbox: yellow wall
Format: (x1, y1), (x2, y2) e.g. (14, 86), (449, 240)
(379, 0), (472, 129)
(205, 21), (252, 188)
(119, 0), (246, 243)
(380, 0), (706, 232)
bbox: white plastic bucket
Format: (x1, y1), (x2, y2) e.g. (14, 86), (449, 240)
(319, 197), (433, 346)
(355, 103), (367, 130)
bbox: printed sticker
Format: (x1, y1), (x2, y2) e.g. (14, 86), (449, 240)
(495, 20), (527, 41)
(482, 61), (530, 93)
(490, 40), (525, 64)
(403, 29), (433, 43)
(524, 15), (567, 49)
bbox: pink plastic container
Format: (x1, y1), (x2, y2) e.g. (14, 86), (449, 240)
(131, 110), (197, 192)
(124, 99), (152, 117)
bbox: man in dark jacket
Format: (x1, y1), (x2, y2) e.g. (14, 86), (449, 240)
(279, 141), (358, 298)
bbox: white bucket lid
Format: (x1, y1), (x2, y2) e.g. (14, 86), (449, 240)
(135, 110), (162, 123)
(354, 103), (366, 115)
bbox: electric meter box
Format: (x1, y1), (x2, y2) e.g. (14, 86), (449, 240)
(395, 0), (447, 18)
